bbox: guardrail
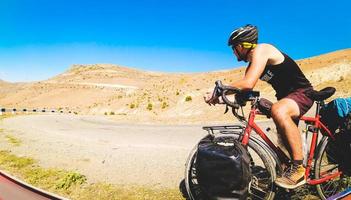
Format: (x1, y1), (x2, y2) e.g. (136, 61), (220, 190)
(0, 108), (76, 115)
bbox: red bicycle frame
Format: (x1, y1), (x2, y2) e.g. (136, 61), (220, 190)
(241, 101), (342, 185)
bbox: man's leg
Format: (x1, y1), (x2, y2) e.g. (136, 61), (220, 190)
(271, 98), (302, 160)
(271, 98), (306, 189)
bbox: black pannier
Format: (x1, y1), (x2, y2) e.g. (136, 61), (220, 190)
(320, 97), (351, 133)
(321, 98), (351, 176)
(333, 113), (351, 175)
(195, 136), (251, 199)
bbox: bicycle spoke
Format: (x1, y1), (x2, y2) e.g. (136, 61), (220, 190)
(325, 183), (339, 197)
(320, 159), (344, 195)
(314, 136), (349, 199)
(323, 181), (336, 195)
(253, 171), (269, 177)
(252, 175), (269, 181)
(331, 183), (340, 195)
(250, 192), (265, 200)
(250, 186), (266, 200)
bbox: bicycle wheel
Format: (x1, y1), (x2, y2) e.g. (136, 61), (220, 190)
(314, 136), (351, 200)
(184, 134), (277, 200)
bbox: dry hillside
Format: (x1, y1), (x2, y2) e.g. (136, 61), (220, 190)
(0, 49), (350, 124)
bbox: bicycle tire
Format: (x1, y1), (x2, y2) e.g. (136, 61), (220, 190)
(184, 134), (277, 200)
(314, 136), (351, 200)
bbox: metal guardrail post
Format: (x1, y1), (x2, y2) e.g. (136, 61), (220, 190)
(0, 107), (73, 115)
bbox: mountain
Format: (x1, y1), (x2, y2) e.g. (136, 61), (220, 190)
(0, 79), (9, 85)
(0, 49), (350, 124)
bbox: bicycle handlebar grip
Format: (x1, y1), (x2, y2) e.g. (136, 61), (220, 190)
(222, 85), (241, 93)
(222, 90), (240, 109)
(214, 80), (223, 97)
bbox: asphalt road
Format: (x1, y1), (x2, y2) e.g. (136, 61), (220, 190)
(0, 115), (209, 188)
(0, 114), (284, 199)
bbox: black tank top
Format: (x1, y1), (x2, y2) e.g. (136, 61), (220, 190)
(259, 53), (312, 100)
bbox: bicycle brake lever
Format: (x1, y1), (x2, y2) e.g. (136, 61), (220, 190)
(224, 105), (229, 114)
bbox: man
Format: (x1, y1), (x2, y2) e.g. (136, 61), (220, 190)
(205, 24), (314, 189)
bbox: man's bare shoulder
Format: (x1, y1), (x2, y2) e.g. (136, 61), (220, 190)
(255, 43), (284, 65)
(256, 43), (280, 52)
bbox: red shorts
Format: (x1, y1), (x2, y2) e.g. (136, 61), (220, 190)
(284, 87), (314, 123)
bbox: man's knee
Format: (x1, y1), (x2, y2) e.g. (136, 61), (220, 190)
(271, 103), (288, 120)
(271, 99), (300, 120)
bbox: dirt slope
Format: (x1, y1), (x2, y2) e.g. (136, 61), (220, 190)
(0, 49), (350, 124)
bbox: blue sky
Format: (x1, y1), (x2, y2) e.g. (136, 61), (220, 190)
(0, 0), (350, 82)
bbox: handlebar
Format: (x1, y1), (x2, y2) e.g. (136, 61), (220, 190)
(214, 80), (241, 108)
(212, 80), (260, 108)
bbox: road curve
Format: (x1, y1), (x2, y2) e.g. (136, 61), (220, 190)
(0, 115), (210, 188)
(0, 115), (280, 188)
(0, 170), (67, 200)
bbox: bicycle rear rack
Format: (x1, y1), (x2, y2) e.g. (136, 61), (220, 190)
(202, 125), (245, 136)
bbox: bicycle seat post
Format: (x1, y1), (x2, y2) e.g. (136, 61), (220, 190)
(315, 101), (321, 117)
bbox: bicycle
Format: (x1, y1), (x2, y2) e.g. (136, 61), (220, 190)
(183, 80), (351, 200)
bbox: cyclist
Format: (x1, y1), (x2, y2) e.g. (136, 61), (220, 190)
(205, 24), (314, 189)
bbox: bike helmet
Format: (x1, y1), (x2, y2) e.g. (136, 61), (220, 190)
(228, 24), (258, 47)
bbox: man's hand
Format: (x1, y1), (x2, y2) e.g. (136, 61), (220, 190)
(204, 88), (223, 105)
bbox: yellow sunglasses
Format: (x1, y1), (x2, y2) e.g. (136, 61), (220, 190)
(231, 42), (257, 52)
(241, 42), (257, 49)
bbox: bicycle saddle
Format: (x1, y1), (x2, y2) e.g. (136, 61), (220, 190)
(307, 87), (336, 101)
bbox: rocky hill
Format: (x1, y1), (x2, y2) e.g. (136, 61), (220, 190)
(0, 49), (350, 124)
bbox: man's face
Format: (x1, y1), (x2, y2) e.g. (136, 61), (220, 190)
(232, 44), (245, 62)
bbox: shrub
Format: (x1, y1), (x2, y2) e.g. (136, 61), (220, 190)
(110, 111), (115, 115)
(162, 102), (168, 109)
(5, 135), (21, 146)
(147, 103), (153, 111)
(338, 76), (344, 82)
(130, 103), (135, 109)
(56, 172), (87, 190)
(185, 96), (192, 102)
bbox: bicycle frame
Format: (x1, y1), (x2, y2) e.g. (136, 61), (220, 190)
(241, 100), (342, 185)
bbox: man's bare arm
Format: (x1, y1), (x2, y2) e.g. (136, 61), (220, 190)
(231, 45), (270, 90)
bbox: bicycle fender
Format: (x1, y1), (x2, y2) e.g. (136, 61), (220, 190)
(314, 136), (328, 160)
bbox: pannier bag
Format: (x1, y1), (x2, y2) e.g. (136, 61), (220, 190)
(320, 97), (351, 132)
(333, 129), (351, 175)
(258, 98), (273, 118)
(195, 136), (251, 199)
(321, 98), (351, 176)
(336, 113), (351, 175)
(345, 112), (351, 131)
